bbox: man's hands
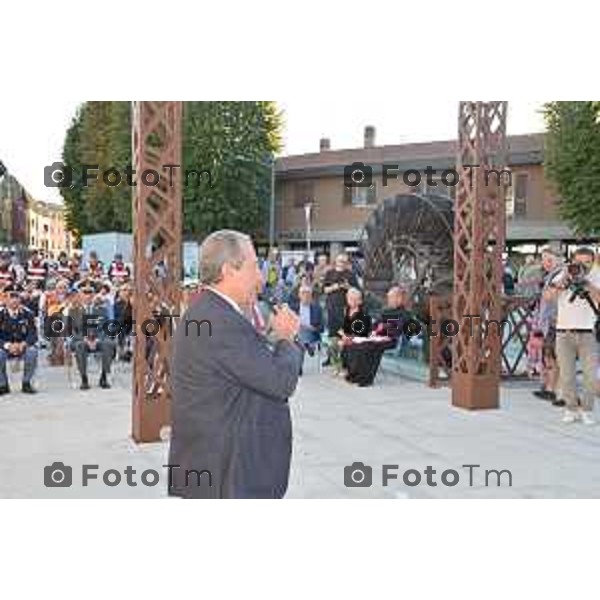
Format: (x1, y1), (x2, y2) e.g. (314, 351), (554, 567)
(270, 304), (300, 342)
(324, 281), (348, 295)
(5, 341), (26, 356)
(84, 336), (98, 351)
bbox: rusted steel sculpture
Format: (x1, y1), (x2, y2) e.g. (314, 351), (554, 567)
(131, 101), (183, 442)
(452, 101), (508, 409)
(361, 103), (511, 402)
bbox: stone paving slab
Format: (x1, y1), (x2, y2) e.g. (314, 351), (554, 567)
(1, 356), (599, 498)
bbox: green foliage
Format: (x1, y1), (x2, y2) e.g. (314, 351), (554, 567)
(60, 101), (282, 241)
(543, 101), (600, 236)
(62, 102), (132, 238)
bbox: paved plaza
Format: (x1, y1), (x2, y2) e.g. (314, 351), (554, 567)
(1, 354), (600, 498)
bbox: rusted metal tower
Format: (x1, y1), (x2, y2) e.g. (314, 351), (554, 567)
(452, 101), (508, 409)
(131, 101), (183, 442)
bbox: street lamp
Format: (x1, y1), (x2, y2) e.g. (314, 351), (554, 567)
(269, 156), (275, 249)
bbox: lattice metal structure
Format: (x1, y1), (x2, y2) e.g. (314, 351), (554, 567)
(452, 101), (508, 409)
(131, 101), (183, 442)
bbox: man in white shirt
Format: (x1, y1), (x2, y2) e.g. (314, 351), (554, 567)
(544, 247), (600, 424)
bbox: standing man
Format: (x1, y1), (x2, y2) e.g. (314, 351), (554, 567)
(26, 250), (48, 289)
(313, 253), (331, 294)
(85, 251), (105, 281)
(168, 230), (303, 499)
(54, 252), (73, 283)
(544, 247), (600, 424)
(108, 253), (131, 284)
(322, 254), (358, 366)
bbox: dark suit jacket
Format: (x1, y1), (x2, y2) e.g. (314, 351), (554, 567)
(168, 289), (304, 499)
(68, 301), (111, 342)
(288, 298), (324, 333)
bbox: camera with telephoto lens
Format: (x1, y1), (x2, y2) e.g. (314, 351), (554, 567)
(563, 261), (590, 302)
(567, 261), (587, 282)
(562, 262), (600, 341)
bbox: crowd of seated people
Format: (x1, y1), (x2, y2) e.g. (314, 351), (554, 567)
(0, 243), (440, 395)
(0, 248), (137, 395)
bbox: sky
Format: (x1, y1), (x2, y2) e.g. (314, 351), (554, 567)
(0, 100), (546, 204)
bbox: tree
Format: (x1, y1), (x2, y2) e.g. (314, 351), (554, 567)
(62, 102), (131, 238)
(543, 101), (600, 236)
(62, 104), (86, 238)
(60, 101), (282, 240)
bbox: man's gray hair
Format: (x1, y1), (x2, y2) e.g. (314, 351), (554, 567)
(199, 229), (252, 285)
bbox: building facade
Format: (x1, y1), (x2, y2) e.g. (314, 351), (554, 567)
(274, 129), (573, 257)
(27, 198), (73, 257)
(1, 163), (73, 256)
(0, 169), (28, 250)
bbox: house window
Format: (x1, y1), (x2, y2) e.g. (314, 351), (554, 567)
(513, 173), (528, 218)
(343, 183), (377, 206)
(294, 181), (315, 208)
(505, 181), (514, 218)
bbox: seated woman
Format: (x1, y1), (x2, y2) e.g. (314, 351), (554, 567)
(327, 287), (371, 374)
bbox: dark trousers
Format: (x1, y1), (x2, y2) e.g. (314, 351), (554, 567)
(342, 340), (396, 386)
(73, 339), (116, 377)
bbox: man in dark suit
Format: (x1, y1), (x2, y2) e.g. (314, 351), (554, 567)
(67, 283), (116, 390)
(168, 230), (303, 499)
(289, 284), (324, 355)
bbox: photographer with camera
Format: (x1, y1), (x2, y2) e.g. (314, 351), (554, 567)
(544, 247), (600, 424)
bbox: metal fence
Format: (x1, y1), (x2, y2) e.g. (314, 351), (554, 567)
(428, 294), (537, 388)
